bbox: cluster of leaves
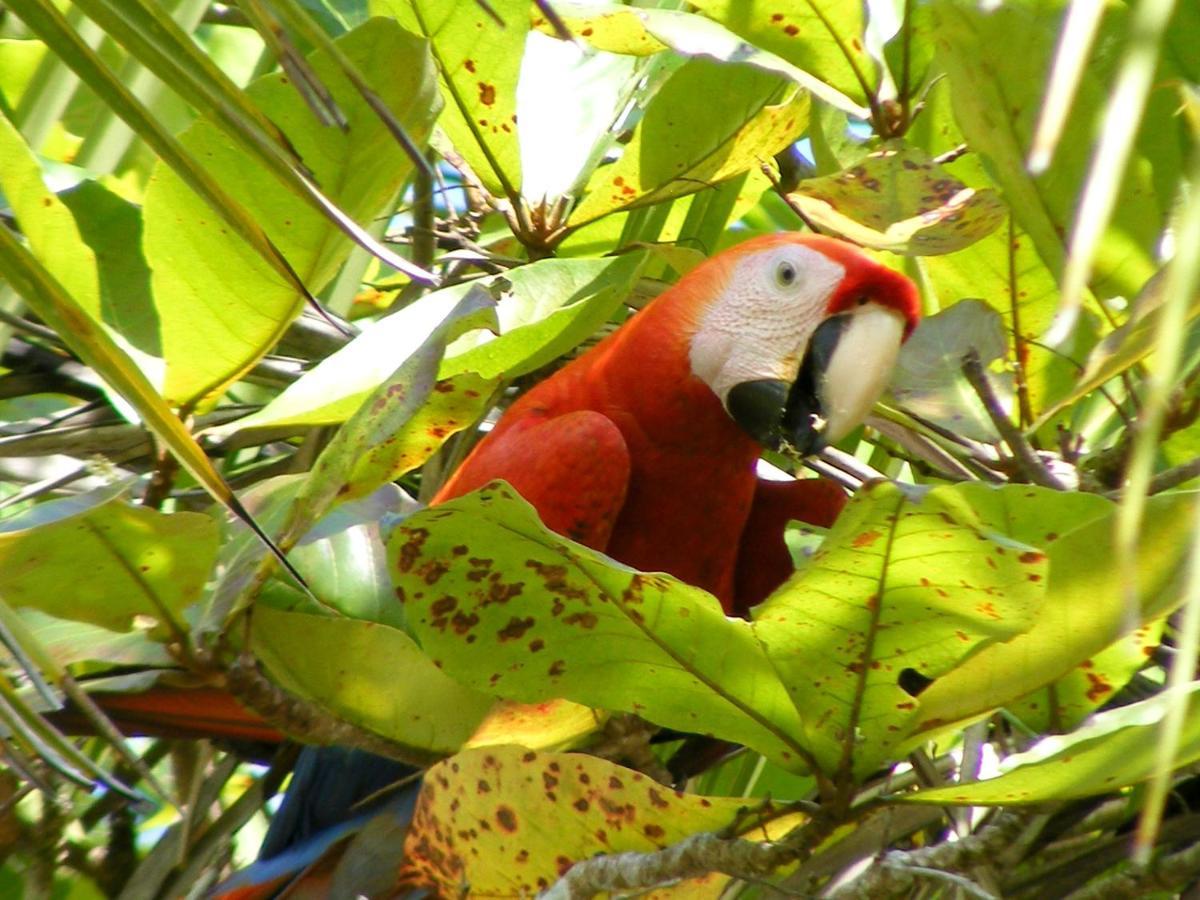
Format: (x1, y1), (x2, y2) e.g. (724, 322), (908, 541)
(0, 0), (1198, 897)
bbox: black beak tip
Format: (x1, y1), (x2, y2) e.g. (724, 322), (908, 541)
(726, 379), (789, 450)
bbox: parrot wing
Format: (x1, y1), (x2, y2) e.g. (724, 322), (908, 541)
(436, 409), (631, 551)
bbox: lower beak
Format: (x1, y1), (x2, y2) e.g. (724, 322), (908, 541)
(726, 306), (907, 457)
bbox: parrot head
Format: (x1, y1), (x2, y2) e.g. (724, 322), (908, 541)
(686, 233), (920, 456)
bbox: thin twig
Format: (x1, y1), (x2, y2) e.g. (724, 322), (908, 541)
(961, 350), (1067, 489)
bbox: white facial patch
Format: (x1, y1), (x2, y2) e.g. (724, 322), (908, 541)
(688, 245), (845, 405)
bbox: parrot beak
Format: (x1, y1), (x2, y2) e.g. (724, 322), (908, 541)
(727, 305), (907, 456)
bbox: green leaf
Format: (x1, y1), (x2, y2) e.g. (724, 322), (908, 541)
(249, 605), (494, 756)
(0, 487), (217, 639)
(13, 610), (172, 669)
(568, 56), (808, 227)
(1008, 615), (1166, 733)
(376, 0), (527, 199)
(931, 0), (1160, 301)
(787, 142), (1006, 255)
(1044, 265), (1200, 423)
(214, 254), (646, 435)
(889, 300), (1008, 441)
(690, 0), (874, 106)
(752, 481), (1048, 779)
(539, 2), (669, 55)
(395, 483), (814, 772)
(142, 18), (439, 406)
(399, 745), (786, 895)
(904, 684), (1200, 805)
(280, 286), (496, 546)
(911, 491), (1195, 742)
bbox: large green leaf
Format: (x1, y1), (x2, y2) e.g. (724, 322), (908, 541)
(399, 745), (786, 895)
(911, 491), (1196, 741)
(142, 18), (439, 406)
(932, 0), (1161, 301)
(568, 56), (808, 227)
(787, 142), (1006, 255)
(0, 487), (217, 639)
(249, 605), (494, 756)
(394, 483), (815, 772)
(753, 481), (1048, 779)
(905, 684), (1200, 805)
(376, 0), (527, 199)
(690, 0), (874, 105)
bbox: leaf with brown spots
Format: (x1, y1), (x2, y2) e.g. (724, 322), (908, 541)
(250, 606), (494, 755)
(913, 491), (1195, 742)
(752, 481), (1048, 779)
(787, 141), (1005, 255)
(690, 0), (874, 106)
(275, 286), (496, 545)
(391, 484), (814, 771)
(379, 0), (527, 197)
(400, 746), (794, 895)
(903, 685), (1200, 806)
(1007, 615), (1166, 733)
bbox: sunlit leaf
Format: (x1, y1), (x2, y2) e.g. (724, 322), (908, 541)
(569, 56), (808, 227)
(690, 0), (874, 105)
(213, 254), (646, 435)
(395, 483), (813, 772)
(905, 684), (1200, 805)
(142, 18), (439, 406)
(399, 745), (793, 895)
(912, 491), (1195, 741)
(0, 487), (217, 638)
(376, 0), (526, 199)
(753, 481), (1048, 778)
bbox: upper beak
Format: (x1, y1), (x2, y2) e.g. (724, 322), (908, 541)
(726, 305), (907, 456)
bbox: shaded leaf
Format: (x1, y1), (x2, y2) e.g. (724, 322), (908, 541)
(13, 610), (172, 670)
(0, 487), (217, 638)
(399, 745), (790, 895)
(1043, 264), (1200, 423)
(889, 299), (1008, 441)
(753, 481), (1048, 779)
(904, 684), (1200, 805)
(932, 0), (1160, 300)
(787, 142), (1006, 255)
(249, 605), (494, 755)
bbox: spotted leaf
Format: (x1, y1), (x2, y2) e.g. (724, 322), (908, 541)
(787, 142), (1005, 255)
(753, 481), (1048, 779)
(392, 483), (814, 771)
(400, 745), (793, 895)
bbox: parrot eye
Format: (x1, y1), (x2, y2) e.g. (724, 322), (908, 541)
(775, 260), (798, 287)
(856, 296), (870, 306)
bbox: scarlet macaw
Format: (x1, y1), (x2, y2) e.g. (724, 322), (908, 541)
(215, 232), (920, 895)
